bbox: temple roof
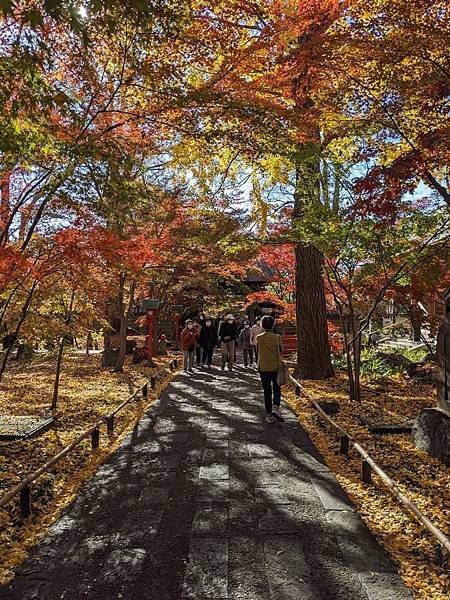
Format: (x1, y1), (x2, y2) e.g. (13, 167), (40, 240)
(243, 261), (275, 284)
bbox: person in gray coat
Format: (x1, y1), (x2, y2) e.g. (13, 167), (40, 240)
(238, 319), (254, 367)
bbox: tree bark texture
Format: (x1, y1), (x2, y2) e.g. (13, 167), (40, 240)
(295, 244), (334, 379)
(293, 141), (334, 380)
(113, 274), (127, 373)
(113, 277), (136, 373)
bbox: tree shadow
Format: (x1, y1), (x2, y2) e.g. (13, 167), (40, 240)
(2, 356), (402, 600)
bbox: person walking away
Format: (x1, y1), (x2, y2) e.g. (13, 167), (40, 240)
(234, 316), (242, 362)
(180, 319), (198, 373)
(250, 317), (263, 360)
(197, 312), (208, 362)
(238, 320), (254, 367)
(192, 318), (202, 366)
(256, 315), (284, 423)
(217, 316), (225, 346)
(218, 313), (238, 371)
(199, 317), (218, 367)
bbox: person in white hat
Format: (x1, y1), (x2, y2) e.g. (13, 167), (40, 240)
(218, 313), (238, 371)
(250, 316), (263, 360)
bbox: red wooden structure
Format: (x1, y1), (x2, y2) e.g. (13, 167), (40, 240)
(281, 334), (297, 358)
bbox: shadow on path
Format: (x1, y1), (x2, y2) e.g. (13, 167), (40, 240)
(0, 356), (412, 600)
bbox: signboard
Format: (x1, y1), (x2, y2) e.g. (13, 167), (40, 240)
(140, 299), (161, 310)
(172, 304), (183, 314)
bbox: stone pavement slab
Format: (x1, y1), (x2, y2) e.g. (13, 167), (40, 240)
(182, 538), (228, 598)
(0, 357), (412, 600)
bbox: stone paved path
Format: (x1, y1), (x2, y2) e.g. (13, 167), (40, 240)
(1, 357), (412, 600)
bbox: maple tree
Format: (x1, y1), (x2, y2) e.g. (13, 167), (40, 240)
(244, 243), (296, 322)
(0, 5), (450, 596)
(296, 193), (449, 400)
(0, 0), (448, 394)
(321, 0), (450, 210)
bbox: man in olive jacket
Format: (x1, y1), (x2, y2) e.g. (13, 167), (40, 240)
(256, 315), (284, 423)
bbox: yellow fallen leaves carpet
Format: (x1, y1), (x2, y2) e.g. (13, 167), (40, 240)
(286, 374), (449, 600)
(0, 351), (178, 584)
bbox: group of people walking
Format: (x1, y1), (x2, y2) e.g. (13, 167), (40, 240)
(180, 312), (284, 424)
(179, 314), (217, 371)
(180, 313), (263, 373)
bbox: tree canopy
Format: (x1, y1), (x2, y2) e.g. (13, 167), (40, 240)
(0, 0), (448, 395)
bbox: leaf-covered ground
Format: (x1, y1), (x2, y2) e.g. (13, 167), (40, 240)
(0, 351), (177, 584)
(286, 374), (449, 600)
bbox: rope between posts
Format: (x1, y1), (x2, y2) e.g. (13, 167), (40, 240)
(0, 420), (103, 510)
(0, 358), (178, 513)
(289, 374), (450, 555)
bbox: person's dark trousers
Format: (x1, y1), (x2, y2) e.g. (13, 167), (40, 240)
(243, 347), (254, 366)
(259, 371), (281, 414)
(202, 346), (214, 366)
(253, 345), (258, 360)
(196, 344), (201, 365)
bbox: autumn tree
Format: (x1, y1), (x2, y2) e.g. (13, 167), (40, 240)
(320, 0), (450, 209)
(297, 194), (449, 400)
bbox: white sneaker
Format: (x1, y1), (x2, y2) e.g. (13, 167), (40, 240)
(272, 406), (284, 423)
(265, 414), (275, 424)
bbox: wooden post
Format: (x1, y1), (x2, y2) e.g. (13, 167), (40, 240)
(169, 360), (174, 371)
(107, 415), (114, 436)
(142, 383), (148, 398)
(145, 310), (155, 366)
(340, 435), (349, 455)
(20, 485), (31, 518)
(150, 376), (156, 390)
(362, 458), (372, 483)
(295, 386), (301, 396)
(91, 427), (100, 450)
(173, 358), (178, 369)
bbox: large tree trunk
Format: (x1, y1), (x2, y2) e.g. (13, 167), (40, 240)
(409, 303), (424, 342)
(293, 144), (334, 380)
(113, 274), (127, 373)
(295, 244), (334, 379)
(113, 314), (127, 373)
(113, 277), (136, 373)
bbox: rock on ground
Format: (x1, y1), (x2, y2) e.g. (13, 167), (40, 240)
(411, 407), (450, 466)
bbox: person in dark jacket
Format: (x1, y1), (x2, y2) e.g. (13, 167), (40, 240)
(199, 317), (218, 367)
(218, 313), (238, 371)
